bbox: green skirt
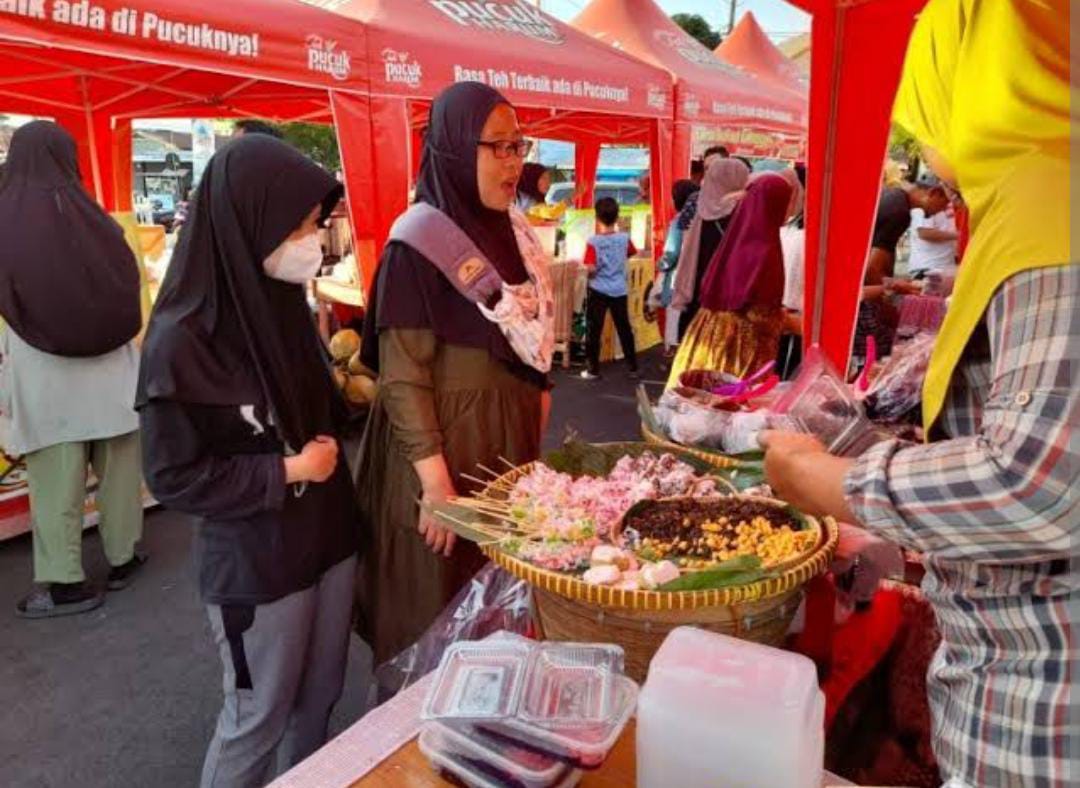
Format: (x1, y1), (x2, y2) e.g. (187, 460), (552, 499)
(352, 344), (542, 664)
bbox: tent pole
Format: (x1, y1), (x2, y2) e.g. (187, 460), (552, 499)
(810, 9), (846, 348)
(79, 76), (105, 205)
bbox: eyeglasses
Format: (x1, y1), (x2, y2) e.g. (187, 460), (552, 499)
(476, 139), (533, 160)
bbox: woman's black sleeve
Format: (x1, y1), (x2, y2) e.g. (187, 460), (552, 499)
(139, 400), (286, 520)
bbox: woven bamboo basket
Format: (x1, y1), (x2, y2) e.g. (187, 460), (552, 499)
(476, 457), (839, 682)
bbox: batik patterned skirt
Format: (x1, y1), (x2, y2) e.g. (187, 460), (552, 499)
(666, 305), (784, 388)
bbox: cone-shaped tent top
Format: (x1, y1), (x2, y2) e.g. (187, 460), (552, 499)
(572, 0), (804, 134)
(715, 12), (807, 98)
(334, 0), (671, 118)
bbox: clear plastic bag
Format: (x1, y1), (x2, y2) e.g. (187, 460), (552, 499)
(654, 388), (732, 449)
(859, 332), (936, 423)
(832, 523), (904, 617)
(376, 563), (534, 698)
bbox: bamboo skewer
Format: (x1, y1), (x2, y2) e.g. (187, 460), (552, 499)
(475, 463), (503, 480)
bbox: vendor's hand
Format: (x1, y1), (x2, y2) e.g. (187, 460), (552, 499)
(758, 430), (857, 522)
(419, 480), (457, 558)
(759, 430), (828, 507)
(885, 278), (923, 296)
(285, 436), (338, 484)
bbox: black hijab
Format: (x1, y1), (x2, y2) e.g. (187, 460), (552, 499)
(672, 179), (700, 213)
(518, 162), (548, 204)
(136, 135), (345, 451)
(362, 82), (540, 386)
(0, 121), (140, 356)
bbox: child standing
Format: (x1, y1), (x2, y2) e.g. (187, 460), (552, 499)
(581, 197), (639, 380)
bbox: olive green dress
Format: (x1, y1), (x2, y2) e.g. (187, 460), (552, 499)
(353, 328), (542, 664)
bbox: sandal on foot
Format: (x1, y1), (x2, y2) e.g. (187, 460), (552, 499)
(107, 552), (149, 591)
(16, 583), (104, 619)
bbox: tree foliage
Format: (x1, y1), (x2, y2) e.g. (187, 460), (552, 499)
(277, 122), (341, 172)
(888, 122), (921, 176)
(672, 13), (722, 50)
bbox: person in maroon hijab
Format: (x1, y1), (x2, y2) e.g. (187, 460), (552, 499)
(667, 172), (794, 384)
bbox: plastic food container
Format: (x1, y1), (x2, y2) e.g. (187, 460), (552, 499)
(423, 640), (624, 726)
(419, 722), (581, 788)
(481, 674), (639, 770)
(423, 640), (533, 721)
(519, 643), (623, 728)
(768, 348), (881, 456)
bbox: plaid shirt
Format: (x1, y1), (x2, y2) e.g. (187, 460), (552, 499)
(844, 265), (1078, 787)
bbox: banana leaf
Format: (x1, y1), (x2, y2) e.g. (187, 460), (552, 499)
(658, 555), (773, 592)
(545, 439), (764, 490)
(422, 500), (510, 546)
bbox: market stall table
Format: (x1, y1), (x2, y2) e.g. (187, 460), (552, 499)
(271, 669), (855, 788)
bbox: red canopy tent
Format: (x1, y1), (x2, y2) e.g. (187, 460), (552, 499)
(571, 0), (807, 186)
(0, 0), (379, 265)
(714, 12), (808, 100)
(786, 0), (928, 372)
(330, 0), (675, 273)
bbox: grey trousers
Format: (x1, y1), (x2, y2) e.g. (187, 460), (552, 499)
(200, 555), (357, 788)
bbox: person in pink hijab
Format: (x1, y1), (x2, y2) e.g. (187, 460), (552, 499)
(669, 158), (751, 337)
(667, 171), (793, 386)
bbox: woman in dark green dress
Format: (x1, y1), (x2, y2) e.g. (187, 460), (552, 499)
(354, 82), (554, 665)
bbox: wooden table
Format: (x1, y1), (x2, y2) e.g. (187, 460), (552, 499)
(354, 721), (639, 787)
(273, 672), (853, 788)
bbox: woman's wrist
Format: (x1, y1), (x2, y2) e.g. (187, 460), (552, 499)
(283, 455), (309, 485)
(415, 453), (454, 498)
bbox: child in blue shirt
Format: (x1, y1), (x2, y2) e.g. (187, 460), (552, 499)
(581, 197), (639, 380)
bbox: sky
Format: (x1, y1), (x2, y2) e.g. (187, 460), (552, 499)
(544, 0), (810, 43)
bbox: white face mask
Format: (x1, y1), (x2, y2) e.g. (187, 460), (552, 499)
(262, 233), (323, 284)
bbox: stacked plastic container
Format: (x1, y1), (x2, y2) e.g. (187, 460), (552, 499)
(637, 627), (825, 788)
(419, 634), (638, 787)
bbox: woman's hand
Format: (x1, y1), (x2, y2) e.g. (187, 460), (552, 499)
(284, 436), (338, 484)
(759, 430), (857, 521)
(419, 479), (457, 557)
(414, 454), (457, 557)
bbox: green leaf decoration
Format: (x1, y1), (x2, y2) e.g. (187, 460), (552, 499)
(658, 555), (773, 592)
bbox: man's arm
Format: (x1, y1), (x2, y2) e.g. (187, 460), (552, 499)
(917, 227), (959, 242)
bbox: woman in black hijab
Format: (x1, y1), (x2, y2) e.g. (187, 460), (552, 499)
(137, 135), (360, 787)
(1, 121), (146, 619)
(355, 82), (554, 672)
(516, 161), (551, 210)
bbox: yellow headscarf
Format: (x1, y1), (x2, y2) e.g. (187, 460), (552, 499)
(892, 0), (1072, 431)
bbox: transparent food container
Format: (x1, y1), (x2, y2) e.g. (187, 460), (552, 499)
(420, 722), (581, 788)
(769, 348), (883, 457)
(480, 674), (639, 770)
(519, 643), (624, 728)
(422, 640), (533, 721)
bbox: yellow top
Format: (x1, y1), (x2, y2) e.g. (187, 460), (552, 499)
(892, 0), (1072, 431)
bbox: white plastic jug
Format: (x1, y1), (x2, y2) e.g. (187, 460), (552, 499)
(636, 627), (824, 788)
